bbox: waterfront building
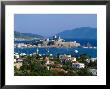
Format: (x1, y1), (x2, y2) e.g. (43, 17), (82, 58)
(46, 38), (49, 41)
(20, 53), (26, 56)
(53, 35), (57, 39)
(15, 35), (81, 48)
(17, 43), (27, 48)
(38, 44), (41, 47)
(54, 41), (80, 47)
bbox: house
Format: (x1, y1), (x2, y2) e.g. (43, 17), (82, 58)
(20, 53), (26, 56)
(45, 60), (50, 65)
(14, 54), (20, 59)
(59, 54), (71, 60)
(45, 57), (49, 65)
(72, 62), (85, 69)
(86, 58), (97, 63)
(16, 58), (23, 62)
(45, 57), (54, 65)
(71, 57), (76, 62)
(14, 62), (22, 69)
(14, 59), (16, 63)
(59, 54), (72, 64)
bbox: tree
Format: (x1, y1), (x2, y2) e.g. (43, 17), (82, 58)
(77, 68), (92, 76)
(79, 54), (91, 63)
(66, 69), (78, 76)
(87, 60), (97, 69)
(14, 54), (54, 76)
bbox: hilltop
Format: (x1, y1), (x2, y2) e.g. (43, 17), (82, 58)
(56, 27), (97, 40)
(14, 31), (44, 40)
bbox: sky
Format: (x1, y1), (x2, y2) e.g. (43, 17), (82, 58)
(14, 14), (97, 37)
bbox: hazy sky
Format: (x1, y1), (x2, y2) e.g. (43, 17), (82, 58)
(14, 14), (97, 37)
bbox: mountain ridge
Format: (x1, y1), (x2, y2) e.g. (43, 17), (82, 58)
(15, 27), (97, 40)
(56, 27), (97, 40)
(14, 31), (44, 40)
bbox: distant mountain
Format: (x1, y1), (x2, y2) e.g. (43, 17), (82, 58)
(14, 31), (44, 40)
(56, 27), (97, 40)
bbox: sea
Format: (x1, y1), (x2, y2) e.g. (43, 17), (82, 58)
(14, 39), (97, 58)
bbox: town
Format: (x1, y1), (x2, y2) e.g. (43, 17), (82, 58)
(14, 35), (97, 76)
(14, 35), (96, 49)
(14, 35), (81, 48)
(14, 49), (97, 76)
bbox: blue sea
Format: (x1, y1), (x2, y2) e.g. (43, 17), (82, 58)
(14, 39), (97, 58)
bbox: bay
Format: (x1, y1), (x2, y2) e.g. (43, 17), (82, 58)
(14, 39), (97, 58)
(14, 47), (97, 58)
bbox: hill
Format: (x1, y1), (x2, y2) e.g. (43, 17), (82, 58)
(14, 31), (44, 40)
(56, 27), (97, 39)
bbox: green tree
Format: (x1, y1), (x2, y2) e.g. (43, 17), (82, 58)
(77, 68), (92, 76)
(79, 54), (91, 63)
(66, 69), (78, 76)
(87, 60), (97, 69)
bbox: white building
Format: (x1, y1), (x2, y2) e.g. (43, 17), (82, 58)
(46, 38), (49, 41)
(14, 59), (16, 63)
(16, 58), (23, 62)
(17, 43), (26, 48)
(59, 54), (71, 60)
(71, 57), (76, 62)
(14, 54), (20, 59)
(20, 53), (26, 56)
(72, 63), (85, 69)
(86, 58), (97, 63)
